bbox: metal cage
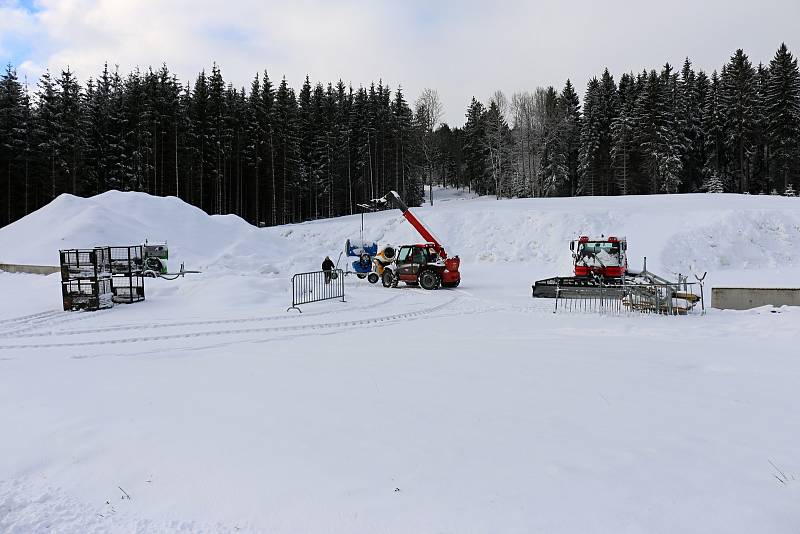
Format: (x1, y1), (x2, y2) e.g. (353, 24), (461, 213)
(61, 278), (113, 311)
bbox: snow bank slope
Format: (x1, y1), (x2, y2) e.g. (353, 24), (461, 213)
(273, 192), (800, 282)
(0, 191), (286, 274)
(1, 190), (799, 284)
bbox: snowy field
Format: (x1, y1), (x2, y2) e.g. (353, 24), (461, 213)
(1, 190), (799, 533)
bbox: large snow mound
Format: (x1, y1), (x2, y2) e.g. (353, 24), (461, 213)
(1, 189), (799, 285)
(0, 191), (287, 274)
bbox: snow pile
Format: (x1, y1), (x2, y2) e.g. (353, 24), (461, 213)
(0, 191), (289, 274)
(1, 189), (799, 285)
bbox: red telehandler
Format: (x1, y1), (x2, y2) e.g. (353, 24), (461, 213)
(371, 191), (461, 290)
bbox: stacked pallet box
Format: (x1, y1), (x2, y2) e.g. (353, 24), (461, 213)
(109, 246), (146, 304)
(59, 247), (114, 311)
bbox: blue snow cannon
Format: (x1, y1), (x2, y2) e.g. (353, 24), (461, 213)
(345, 239), (379, 281)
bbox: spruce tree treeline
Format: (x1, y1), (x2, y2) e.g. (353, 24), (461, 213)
(0, 63), (425, 228)
(1, 43), (799, 230)
(442, 44), (800, 198)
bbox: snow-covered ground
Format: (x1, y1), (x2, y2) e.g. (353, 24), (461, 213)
(0, 190), (798, 533)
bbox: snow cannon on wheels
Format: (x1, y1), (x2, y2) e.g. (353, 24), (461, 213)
(345, 239), (379, 282)
(370, 191), (461, 290)
(142, 242), (169, 278)
(372, 245), (398, 286)
(141, 241), (200, 279)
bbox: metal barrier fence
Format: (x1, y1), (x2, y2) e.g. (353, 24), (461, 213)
(554, 279), (705, 316)
(288, 269), (345, 312)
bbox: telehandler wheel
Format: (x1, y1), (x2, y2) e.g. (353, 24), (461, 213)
(368, 273), (379, 284)
(356, 273), (367, 279)
(419, 269), (441, 290)
(382, 269), (395, 288)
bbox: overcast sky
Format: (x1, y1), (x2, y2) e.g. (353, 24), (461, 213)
(1, 0), (798, 125)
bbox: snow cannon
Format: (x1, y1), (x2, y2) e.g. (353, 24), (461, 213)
(143, 242), (169, 277)
(345, 238), (379, 280)
(371, 245), (397, 285)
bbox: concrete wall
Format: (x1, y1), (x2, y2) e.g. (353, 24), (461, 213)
(0, 263), (60, 275)
(712, 287), (800, 310)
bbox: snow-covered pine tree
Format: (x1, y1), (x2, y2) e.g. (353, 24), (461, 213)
(273, 77), (300, 224)
(691, 70), (711, 192)
(701, 70), (731, 191)
(483, 95), (512, 199)
(720, 49), (757, 193)
(463, 97), (488, 195)
(536, 86), (567, 197)
(765, 43), (800, 196)
(597, 69), (618, 194)
(610, 73), (636, 195)
(0, 65), (26, 224)
(390, 86), (415, 203)
(678, 59), (707, 192)
(558, 80), (581, 196)
(659, 63), (685, 194)
(632, 70), (664, 193)
(702, 171), (725, 193)
(207, 64), (226, 214)
(33, 70), (61, 201)
(578, 77), (602, 196)
(750, 63), (770, 193)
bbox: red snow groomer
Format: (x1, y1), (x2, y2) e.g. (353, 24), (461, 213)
(372, 191), (461, 290)
(572, 235), (627, 278)
(533, 235), (628, 298)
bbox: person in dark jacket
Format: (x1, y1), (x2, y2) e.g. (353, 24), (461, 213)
(322, 256), (335, 284)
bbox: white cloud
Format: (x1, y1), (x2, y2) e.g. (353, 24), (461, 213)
(2, 0), (799, 124)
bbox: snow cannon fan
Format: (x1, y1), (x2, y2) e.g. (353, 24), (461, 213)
(143, 242), (169, 277)
(345, 238), (379, 279)
(358, 244), (395, 284)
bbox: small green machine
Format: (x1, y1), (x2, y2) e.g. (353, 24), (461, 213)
(143, 242), (169, 277)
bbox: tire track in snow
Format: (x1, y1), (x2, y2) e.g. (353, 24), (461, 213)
(0, 295), (458, 350)
(0, 310), (61, 325)
(1, 291), (408, 339)
(0, 309), (113, 337)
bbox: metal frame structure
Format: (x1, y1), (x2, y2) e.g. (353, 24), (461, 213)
(59, 247), (114, 311)
(288, 269), (345, 312)
(109, 246), (146, 304)
(552, 276), (706, 316)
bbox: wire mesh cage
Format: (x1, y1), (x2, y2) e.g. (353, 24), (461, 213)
(59, 247), (113, 281)
(111, 275), (145, 304)
(59, 246), (148, 310)
(61, 278), (114, 311)
(109, 245), (144, 275)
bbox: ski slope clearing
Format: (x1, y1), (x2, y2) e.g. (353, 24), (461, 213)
(0, 190), (799, 533)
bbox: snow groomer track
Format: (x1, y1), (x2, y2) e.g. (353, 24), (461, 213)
(0, 291), (461, 351)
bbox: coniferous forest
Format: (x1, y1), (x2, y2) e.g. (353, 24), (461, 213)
(1, 43), (799, 229)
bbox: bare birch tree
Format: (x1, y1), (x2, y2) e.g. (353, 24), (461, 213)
(415, 88), (443, 205)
